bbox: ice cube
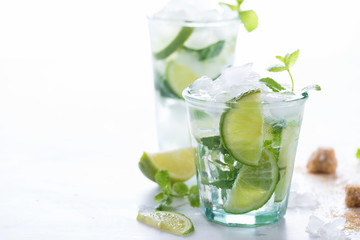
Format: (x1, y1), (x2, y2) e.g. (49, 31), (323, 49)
(306, 215), (324, 236)
(189, 76), (213, 94)
(220, 63), (260, 85)
(306, 215), (348, 240)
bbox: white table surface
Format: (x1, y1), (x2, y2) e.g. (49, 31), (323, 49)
(1, 0), (360, 239)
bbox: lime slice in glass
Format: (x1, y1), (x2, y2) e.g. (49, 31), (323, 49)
(224, 149), (279, 214)
(154, 27), (194, 60)
(220, 90), (263, 166)
(137, 211), (194, 236)
(138, 147), (195, 183)
(274, 124), (300, 202)
(165, 61), (200, 99)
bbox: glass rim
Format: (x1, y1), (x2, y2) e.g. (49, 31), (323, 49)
(147, 16), (240, 27)
(182, 89), (309, 109)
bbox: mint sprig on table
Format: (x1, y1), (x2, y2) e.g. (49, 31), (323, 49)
(219, 0), (258, 32)
(260, 50), (321, 93)
(154, 170), (200, 210)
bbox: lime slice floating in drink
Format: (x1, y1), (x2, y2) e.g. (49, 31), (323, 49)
(165, 60), (200, 99)
(137, 211), (194, 236)
(224, 149), (279, 214)
(220, 90), (264, 166)
(274, 124), (300, 202)
(154, 27), (194, 60)
(138, 147), (195, 183)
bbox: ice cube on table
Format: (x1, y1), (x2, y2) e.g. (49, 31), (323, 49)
(306, 215), (324, 236)
(306, 215), (348, 240)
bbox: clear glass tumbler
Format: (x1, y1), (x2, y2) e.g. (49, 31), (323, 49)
(183, 89), (308, 226)
(148, 18), (240, 151)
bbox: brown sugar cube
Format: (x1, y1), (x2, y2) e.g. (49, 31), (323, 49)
(345, 184), (360, 208)
(306, 147), (337, 174)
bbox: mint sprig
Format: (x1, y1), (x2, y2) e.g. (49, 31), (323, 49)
(219, 0), (258, 32)
(154, 170), (199, 210)
(260, 50), (321, 94)
(267, 49), (299, 92)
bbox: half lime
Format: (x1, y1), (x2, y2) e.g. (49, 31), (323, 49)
(137, 211), (194, 236)
(165, 61), (200, 99)
(224, 149), (279, 214)
(154, 27), (194, 60)
(220, 90), (264, 166)
(274, 124), (300, 202)
(138, 147), (195, 183)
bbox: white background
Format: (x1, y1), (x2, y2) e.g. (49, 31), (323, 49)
(0, 0), (360, 239)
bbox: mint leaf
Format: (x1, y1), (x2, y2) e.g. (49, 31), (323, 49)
(239, 10), (258, 32)
(201, 136), (222, 149)
(357, 149), (360, 159)
(155, 170), (172, 195)
(154, 192), (165, 202)
(268, 65), (287, 72)
(276, 56), (285, 63)
(219, 2), (237, 11)
(211, 180), (235, 189)
(224, 153), (235, 165)
(173, 182), (189, 197)
(259, 77), (286, 92)
(183, 40), (225, 61)
(188, 185), (200, 207)
(286, 49), (299, 68)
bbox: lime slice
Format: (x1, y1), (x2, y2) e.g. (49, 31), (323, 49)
(224, 149), (279, 214)
(137, 211), (194, 236)
(274, 124), (300, 202)
(138, 148), (195, 183)
(154, 27), (194, 60)
(220, 90), (264, 166)
(165, 61), (200, 99)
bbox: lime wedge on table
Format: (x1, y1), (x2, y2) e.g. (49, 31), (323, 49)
(137, 211), (194, 236)
(138, 148), (195, 183)
(154, 27), (194, 60)
(165, 61), (200, 98)
(220, 90), (263, 166)
(274, 124), (300, 202)
(224, 149), (279, 214)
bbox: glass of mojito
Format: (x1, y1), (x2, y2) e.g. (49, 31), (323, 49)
(148, 1), (240, 151)
(183, 64), (308, 226)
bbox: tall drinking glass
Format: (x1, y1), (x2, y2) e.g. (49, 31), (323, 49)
(148, 18), (240, 151)
(183, 87), (308, 226)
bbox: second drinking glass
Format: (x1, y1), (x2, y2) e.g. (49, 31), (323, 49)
(148, 16), (240, 151)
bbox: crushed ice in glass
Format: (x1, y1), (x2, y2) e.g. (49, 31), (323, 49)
(152, 0), (237, 21)
(185, 63), (305, 103)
